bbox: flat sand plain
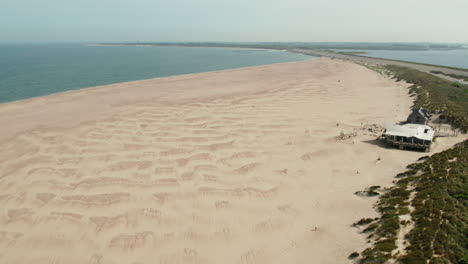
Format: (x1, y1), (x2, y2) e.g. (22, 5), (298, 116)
(0, 58), (464, 264)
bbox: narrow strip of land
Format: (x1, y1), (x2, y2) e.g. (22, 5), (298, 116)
(293, 49), (468, 84)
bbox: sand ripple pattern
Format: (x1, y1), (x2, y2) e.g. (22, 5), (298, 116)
(0, 59), (429, 264)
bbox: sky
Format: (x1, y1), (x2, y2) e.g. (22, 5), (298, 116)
(1, 0), (467, 43)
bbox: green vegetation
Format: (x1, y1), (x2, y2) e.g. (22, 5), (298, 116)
(384, 65), (468, 132)
(430, 71), (468, 82)
(353, 218), (376, 226)
(349, 252), (360, 259)
(398, 142), (467, 264)
(357, 140), (467, 264)
(355, 186), (382, 197)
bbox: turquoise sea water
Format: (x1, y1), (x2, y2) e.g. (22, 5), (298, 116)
(337, 49), (468, 69)
(0, 44), (312, 103)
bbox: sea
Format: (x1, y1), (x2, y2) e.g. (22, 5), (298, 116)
(336, 49), (468, 69)
(0, 44), (312, 104)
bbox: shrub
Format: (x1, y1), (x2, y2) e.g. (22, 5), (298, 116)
(459, 256), (468, 264)
(353, 141), (468, 263)
(349, 252), (359, 259)
(354, 218), (375, 226)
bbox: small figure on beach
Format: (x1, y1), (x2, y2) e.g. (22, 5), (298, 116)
(377, 156), (381, 161)
(312, 226), (318, 231)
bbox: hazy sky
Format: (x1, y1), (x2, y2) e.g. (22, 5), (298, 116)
(1, 0), (467, 43)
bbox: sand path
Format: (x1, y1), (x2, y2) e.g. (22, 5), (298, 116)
(0, 58), (464, 264)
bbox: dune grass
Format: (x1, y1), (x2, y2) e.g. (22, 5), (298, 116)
(385, 65), (468, 132)
(357, 140), (467, 264)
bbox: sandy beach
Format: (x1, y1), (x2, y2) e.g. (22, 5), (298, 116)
(0, 58), (464, 264)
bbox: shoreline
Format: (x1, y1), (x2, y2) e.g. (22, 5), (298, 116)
(0, 58), (319, 144)
(0, 58), (314, 106)
(0, 58), (464, 263)
(8, 43), (462, 107)
(0, 53), (314, 106)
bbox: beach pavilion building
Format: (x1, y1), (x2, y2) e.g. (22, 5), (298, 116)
(382, 123), (434, 152)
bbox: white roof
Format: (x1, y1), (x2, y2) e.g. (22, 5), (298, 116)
(384, 124), (434, 141)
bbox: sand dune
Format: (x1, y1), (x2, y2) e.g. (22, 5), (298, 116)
(0, 58), (464, 264)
